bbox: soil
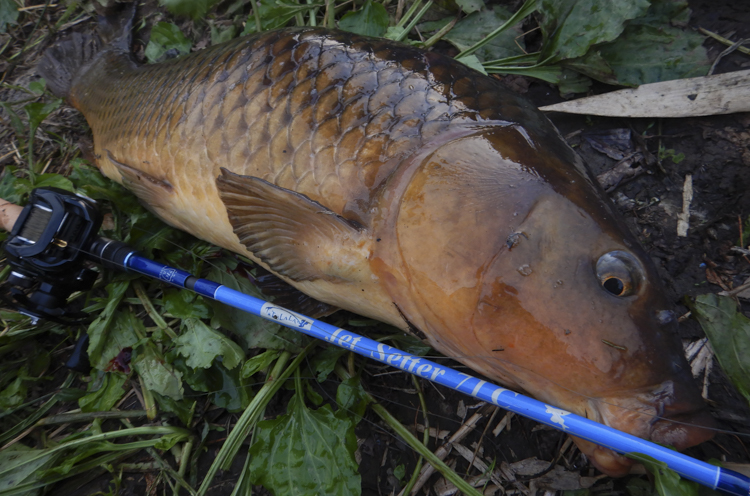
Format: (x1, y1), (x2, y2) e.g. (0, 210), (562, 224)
(0, 0), (748, 495)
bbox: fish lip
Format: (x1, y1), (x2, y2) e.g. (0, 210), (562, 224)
(594, 379), (715, 450)
(649, 407), (716, 450)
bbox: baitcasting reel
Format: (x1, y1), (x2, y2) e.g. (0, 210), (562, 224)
(1, 187), (131, 325)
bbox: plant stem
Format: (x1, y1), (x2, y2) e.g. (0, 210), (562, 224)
(422, 17), (457, 48)
(36, 410), (148, 425)
(396, 0), (433, 42)
(0, 426), (191, 479)
(121, 419), (197, 496)
(401, 375), (428, 495)
(133, 280), (175, 338)
(252, 0), (262, 32)
(325, 0), (335, 29)
(139, 375), (158, 420)
(699, 27), (750, 55)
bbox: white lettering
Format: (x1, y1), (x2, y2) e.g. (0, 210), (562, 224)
(471, 380), (487, 397)
(430, 368), (446, 381)
(455, 373), (474, 389)
(490, 387), (509, 406)
(416, 364), (432, 377)
(328, 328), (344, 343)
(349, 337), (362, 351)
(406, 358), (421, 373)
(387, 352), (402, 366)
(375, 343), (387, 361)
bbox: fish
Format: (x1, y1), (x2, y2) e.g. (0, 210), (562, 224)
(39, 6), (714, 476)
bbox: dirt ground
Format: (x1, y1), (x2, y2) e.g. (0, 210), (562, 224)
(1, 0), (749, 495)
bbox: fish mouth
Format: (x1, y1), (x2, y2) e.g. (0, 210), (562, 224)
(573, 382), (716, 476)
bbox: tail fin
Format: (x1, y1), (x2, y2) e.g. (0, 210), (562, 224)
(38, 32), (102, 98)
(37, 2), (135, 98)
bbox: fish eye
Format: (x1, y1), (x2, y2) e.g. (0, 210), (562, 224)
(595, 251), (642, 297)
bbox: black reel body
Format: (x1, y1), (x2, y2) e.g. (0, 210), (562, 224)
(2, 188), (103, 323)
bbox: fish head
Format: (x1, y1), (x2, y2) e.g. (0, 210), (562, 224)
(373, 125), (714, 475)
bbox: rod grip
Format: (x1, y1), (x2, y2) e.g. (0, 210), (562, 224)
(0, 198), (22, 232)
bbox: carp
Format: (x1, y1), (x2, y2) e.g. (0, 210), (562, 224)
(39, 7), (714, 475)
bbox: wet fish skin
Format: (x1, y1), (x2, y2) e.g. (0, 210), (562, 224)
(41, 26), (714, 475)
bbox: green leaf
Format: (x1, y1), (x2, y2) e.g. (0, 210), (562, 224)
(557, 67), (593, 94)
(145, 22), (192, 64)
(173, 355), (251, 411)
(562, 50), (619, 85)
(628, 454), (699, 496)
(537, 0), (650, 63)
(151, 392), (195, 426)
(0, 0), (19, 33)
(207, 260), (304, 352)
(162, 288), (211, 320)
(455, 0), (483, 14)
(384, 25), (406, 41)
(56, 388), (87, 402)
(393, 463), (406, 481)
(336, 376), (369, 419)
(0, 102), (25, 140)
(597, 23), (709, 86)
(310, 345), (347, 382)
(28, 80), (46, 96)
(632, 0), (692, 27)
(444, 5), (524, 62)
(456, 54), (487, 74)
(159, 0), (219, 19)
(31, 172), (75, 192)
(0, 377), (27, 410)
(690, 294), (750, 406)
(248, 393), (361, 495)
(69, 160), (144, 217)
(0, 446), (56, 493)
(338, 1), (390, 38)
(241, 349), (280, 378)
(86, 281), (136, 370)
(0, 168), (22, 204)
(174, 318), (245, 370)
(210, 22), (236, 45)
(153, 432), (186, 451)
(79, 372), (128, 412)
(133, 346), (185, 400)
(24, 98), (63, 132)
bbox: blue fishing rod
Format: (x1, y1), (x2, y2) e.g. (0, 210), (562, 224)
(2, 187), (749, 496)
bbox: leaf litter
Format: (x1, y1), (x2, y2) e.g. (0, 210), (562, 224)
(0, 0), (749, 495)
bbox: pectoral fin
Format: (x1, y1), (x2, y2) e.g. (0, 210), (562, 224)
(216, 168), (371, 283)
